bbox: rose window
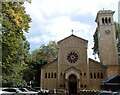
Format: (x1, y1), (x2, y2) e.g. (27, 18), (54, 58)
(67, 52), (78, 63)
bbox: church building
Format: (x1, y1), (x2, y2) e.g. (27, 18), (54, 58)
(40, 10), (120, 93)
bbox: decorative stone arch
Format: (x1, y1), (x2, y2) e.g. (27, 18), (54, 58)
(65, 70), (80, 80)
(64, 67), (81, 93)
(65, 66), (80, 79)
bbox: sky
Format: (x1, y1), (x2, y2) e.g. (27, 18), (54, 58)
(24, 0), (119, 60)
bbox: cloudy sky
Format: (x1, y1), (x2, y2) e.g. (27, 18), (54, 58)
(24, 0), (119, 60)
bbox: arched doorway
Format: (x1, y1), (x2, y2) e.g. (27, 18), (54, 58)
(68, 74), (77, 94)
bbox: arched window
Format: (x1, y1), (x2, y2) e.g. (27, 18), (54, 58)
(97, 73), (100, 78)
(81, 84), (83, 88)
(54, 73), (57, 78)
(108, 17), (111, 24)
(48, 73), (50, 78)
(80, 72), (82, 76)
(84, 73), (86, 76)
(102, 18), (104, 24)
(45, 73), (47, 78)
(90, 73), (93, 78)
(94, 73), (96, 79)
(101, 73), (103, 78)
(51, 73), (53, 78)
(105, 17), (108, 24)
(84, 84), (87, 88)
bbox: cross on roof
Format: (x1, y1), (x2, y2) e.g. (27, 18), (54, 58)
(71, 29), (74, 35)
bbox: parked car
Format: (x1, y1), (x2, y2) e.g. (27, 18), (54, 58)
(48, 89), (68, 95)
(95, 90), (119, 95)
(2, 88), (38, 95)
(56, 89), (66, 94)
(48, 89), (56, 95)
(25, 87), (42, 95)
(113, 92), (120, 95)
(19, 88), (38, 95)
(2, 88), (23, 94)
(43, 89), (49, 93)
(33, 87), (43, 93)
(0, 91), (15, 95)
(33, 87), (49, 94)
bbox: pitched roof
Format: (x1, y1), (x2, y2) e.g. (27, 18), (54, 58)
(41, 58), (58, 69)
(57, 34), (88, 44)
(89, 58), (107, 68)
(103, 75), (120, 83)
(65, 66), (81, 72)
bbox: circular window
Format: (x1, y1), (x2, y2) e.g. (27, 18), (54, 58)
(67, 52), (78, 63)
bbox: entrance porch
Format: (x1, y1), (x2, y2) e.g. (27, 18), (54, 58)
(64, 67), (81, 94)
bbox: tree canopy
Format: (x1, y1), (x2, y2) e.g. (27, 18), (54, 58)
(2, 1), (32, 87)
(1, 1), (58, 87)
(24, 41), (58, 87)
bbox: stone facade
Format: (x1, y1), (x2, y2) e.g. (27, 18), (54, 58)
(40, 10), (120, 93)
(95, 10), (119, 77)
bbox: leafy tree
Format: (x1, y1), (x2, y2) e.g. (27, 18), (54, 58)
(115, 22), (120, 57)
(92, 22), (120, 57)
(26, 41), (58, 87)
(92, 28), (99, 55)
(30, 41), (58, 64)
(2, 1), (31, 86)
(3, 63), (28, 87)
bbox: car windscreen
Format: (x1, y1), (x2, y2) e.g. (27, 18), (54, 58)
(2, 89), (16, 92)
(19, 88), (27, 92)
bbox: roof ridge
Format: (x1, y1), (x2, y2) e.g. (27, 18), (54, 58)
(57, 34), (88, 44)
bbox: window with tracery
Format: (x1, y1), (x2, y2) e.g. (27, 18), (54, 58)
(67, 52), (78, 63)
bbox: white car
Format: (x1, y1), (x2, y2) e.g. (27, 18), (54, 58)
(19, 88), (38, 95)
(43, 89), (49, 93)
(95, 90), (119, 95)
(0, 91), (15, 95)
(33, 87), (44, 92)
(2, 88), (38, 95)
(113, 92), (120, 95)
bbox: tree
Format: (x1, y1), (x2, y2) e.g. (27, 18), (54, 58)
(31, 41), (58, 63)
(92, 28), (99, 55)
(92, 22), (120, 57)
(2, 1), (31, 86)
(26, 41), (58, 87)
(114, 22), (120, 57)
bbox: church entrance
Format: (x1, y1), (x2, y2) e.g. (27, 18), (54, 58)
(68, 74), (77, 94)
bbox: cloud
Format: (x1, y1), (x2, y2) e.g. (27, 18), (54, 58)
(47, 16), (91, 39)
(24, 0), (119, 59)
(25, 0), (118, 17)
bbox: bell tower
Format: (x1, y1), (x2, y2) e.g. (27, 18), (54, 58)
(95, 10), (119, 77)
